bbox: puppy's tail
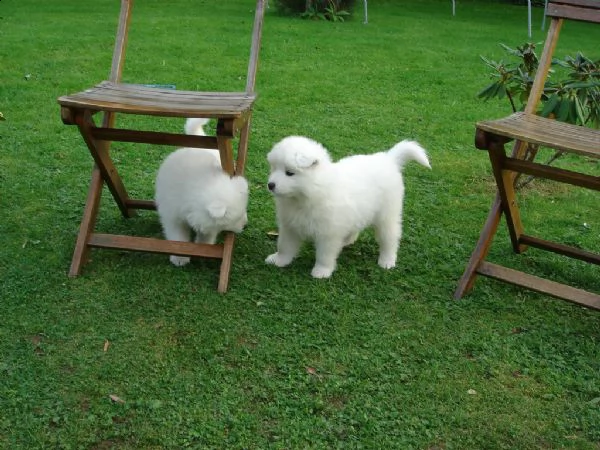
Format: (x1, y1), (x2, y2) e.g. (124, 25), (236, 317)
(388, 140), (431, 170)
(184, 117), (210, 136)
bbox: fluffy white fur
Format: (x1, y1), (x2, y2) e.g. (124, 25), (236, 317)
(184, 117), (221, 163)
(265, 136), (431, 278)
(154, 118), (248, 267)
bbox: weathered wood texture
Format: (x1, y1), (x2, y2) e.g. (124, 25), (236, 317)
(58, 0), (267, 293)
(455, 0), (600, 309)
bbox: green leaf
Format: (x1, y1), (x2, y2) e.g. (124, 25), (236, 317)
(477, 83), (499, 99)
(574, 96), (587, 124)
(556, 98), (572, 122)
(540, 94), (559, 117)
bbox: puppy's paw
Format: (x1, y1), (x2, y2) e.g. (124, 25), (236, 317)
(311, 265), (334, 279)
(377, 255), (396, 269)
(265, 253), (292, 267)
(170, 255), (190, 267)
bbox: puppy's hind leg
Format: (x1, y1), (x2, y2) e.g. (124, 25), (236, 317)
(374, 214), (401, 269)
(162, 219), (193, 267)
(266, 224), (302, 268)
(311, 236), (344, 278)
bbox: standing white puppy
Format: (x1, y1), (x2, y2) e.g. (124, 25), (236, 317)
(155, 118), (248, 267)
(265, 136), (431, 278)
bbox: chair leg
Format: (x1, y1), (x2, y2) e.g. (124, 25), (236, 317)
(218, 232), (236, 293)
(456, 135), (535, 299)
(214, 116), (252, 292)
(75, 111), (134, 218)
(454, 195), (503, 299)
(235, 117), (252, 175)
(69, 165), (104, 277)
(487, 141), (527, 254)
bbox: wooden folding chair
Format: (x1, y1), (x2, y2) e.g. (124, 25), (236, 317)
(454, 0), (600, 310)
(58, 0), (266, 293)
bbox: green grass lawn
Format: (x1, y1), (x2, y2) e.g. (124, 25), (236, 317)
(1, 0), (599, 448)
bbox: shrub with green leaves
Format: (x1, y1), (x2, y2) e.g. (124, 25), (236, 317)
(275, 0), (354, 21)
(479, 42), (600, 127)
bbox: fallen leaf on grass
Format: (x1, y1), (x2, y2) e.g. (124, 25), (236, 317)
(109, 394), (125, 404)
(306, 367), (322, 379)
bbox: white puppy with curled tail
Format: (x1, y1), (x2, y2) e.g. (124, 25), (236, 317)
(265, 136), (431, 278)
(154, 118), (248, 267)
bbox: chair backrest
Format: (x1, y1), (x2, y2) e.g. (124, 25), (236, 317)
(547, 0), (600, 22)
(109, 0), (134, 84)
(106, 0), (266, 93)
(524, 0), (600, 115)
(246, 0), (267, 93)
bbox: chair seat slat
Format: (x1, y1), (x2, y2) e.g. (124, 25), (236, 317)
(58, 81), (256, 118)
(477, 112), (600, 159)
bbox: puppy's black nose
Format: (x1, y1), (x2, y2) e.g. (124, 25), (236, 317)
(268, 182), (275, 191)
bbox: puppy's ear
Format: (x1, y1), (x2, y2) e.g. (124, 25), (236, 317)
(207, 201), (227, 219)
(295, 152), (319, 169)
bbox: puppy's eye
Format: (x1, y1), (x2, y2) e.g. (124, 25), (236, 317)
(285, 170), (295, 176)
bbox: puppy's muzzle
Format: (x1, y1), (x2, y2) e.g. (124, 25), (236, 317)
(267, 182), (276, 192)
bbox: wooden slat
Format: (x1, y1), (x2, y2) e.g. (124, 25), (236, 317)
(477, 261), (600, 310)
(548, 1), (600, 23)
(503, 157), (600, 191)
(58, 81), (256, 118)
(218, 232), (236, 293)
(519, 234), (600, 264)
(246, 0), (266, 93)
(477, 112), (600, 159)
(524, 18), (563, 115)
(454, 196), (504, 299)
(69, 167), (105, 277)
(126, 199), (155, 210)
(110, 0), (133, 83)
(92, 128), (220, 148)
(77, 111), (133, 218)
(488, 142), (526, 253)
(550, 0), (600, 8)
(89, 233), (224, 259)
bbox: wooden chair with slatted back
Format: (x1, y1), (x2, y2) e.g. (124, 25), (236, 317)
(454, 0), (600, 310)
(58, 0), (267, 293)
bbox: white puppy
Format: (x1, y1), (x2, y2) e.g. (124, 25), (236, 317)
(265, 136), (431, 278)
(154, 118), (248, 267)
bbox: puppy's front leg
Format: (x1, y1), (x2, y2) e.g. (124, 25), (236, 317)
(311, 236), (344, 278)
(162, 220), (192, 267)
(265, 225), (301, 267)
